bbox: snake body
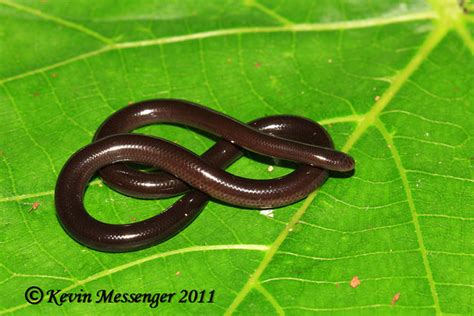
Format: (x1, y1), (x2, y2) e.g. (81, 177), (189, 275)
(55, 99), (354, 252)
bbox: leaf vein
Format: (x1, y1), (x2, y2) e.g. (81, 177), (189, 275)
(0, 11), (437, 85)
(0, 0), (112, 44)
(375, 119), (441, 314)
(0, 244), (267, 314)
(277, 248), (419, 261)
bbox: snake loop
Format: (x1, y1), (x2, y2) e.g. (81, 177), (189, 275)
(55, 99), (354, 252)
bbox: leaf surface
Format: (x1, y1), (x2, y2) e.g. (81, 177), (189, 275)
(0, 0), (473, 314)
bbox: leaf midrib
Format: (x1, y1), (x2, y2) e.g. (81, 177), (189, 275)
(227, 0), (471, 313)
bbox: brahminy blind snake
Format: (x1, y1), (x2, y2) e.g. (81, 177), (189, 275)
(55, 99), (355, 252)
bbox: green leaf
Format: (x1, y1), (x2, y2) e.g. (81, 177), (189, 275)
(1, 0), (473, 314)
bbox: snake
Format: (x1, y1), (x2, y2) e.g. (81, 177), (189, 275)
(55, 99), (355, 252)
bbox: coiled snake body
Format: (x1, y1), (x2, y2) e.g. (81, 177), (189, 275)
(55, 99), (355, 252)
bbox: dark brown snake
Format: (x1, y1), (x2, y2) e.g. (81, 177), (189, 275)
(55, 99), (355, 252)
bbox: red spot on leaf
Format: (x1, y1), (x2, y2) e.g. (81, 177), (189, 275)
(255, 62), (261, 68)
(51, 73), (58, 78)
(391, 292), (400, 305)
(350, 276), (360, 288)
(29, 201), (40, 212)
